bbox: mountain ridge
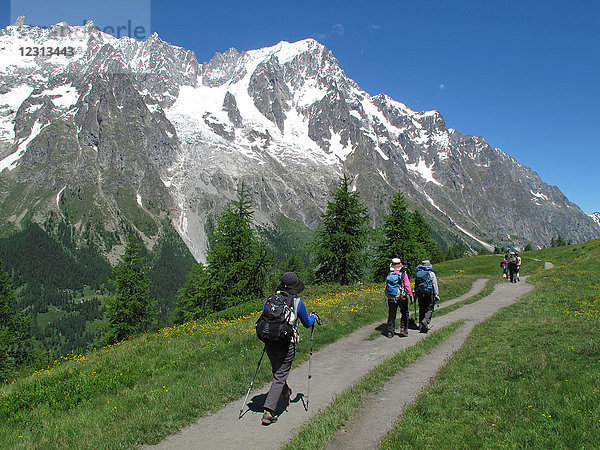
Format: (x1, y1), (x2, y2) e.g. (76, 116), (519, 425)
(1, 19), (598, 262)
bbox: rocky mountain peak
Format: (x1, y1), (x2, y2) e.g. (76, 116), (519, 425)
(1, 22), (598, 263)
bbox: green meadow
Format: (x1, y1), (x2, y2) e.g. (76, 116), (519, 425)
(1, 241), (598, 448)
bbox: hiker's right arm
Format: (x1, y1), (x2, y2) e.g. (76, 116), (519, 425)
(431, 272), (440, 300)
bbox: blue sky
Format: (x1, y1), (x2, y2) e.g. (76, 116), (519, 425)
(3, 0), (599, 213)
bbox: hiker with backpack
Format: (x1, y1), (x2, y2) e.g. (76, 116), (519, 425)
(255, 272), (320, 425)
(516, 251), (522, 282)
(508, 252), (519, 283)
(414, 260), (439, 333)
(500, 255), (509, 279)
(384, 258), (414, 337)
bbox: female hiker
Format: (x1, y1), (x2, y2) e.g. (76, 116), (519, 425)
(259, 272), (319, 425)
(384, 258), (414, 337)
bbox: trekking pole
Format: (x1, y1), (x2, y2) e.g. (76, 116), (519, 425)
(239, 346), (266, 419)
(413, 297), (417, 322)
(304, 312), (322, 412)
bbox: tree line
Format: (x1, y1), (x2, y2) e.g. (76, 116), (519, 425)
(1, 175), (465, 380)
(173, 176), (446, 324)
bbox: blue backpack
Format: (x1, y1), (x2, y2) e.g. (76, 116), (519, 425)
(385, 271), (406, 299)
(415, 268), (433, 295)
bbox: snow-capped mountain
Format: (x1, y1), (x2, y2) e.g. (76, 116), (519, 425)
(591, 213), (600, 228)
(1, 18), (598, 261)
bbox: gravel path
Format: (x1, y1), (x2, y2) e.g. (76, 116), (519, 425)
(436, 278), (488, 309)
(147, 276), (535, 450)
(325, 278), (533, 449)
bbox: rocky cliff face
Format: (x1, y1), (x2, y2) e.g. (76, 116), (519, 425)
(1, 19), (598, 261)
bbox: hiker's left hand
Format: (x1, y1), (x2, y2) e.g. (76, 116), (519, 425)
(311, 311), (323, 325)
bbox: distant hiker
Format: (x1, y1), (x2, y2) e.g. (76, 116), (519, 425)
(508, 252), (519, 283)
(384, 258), (414, 337)
(515, 251), (522, 282)
(256, 272), (319, 425)
(500, 256), (509, 279)
(414, 260), (439, 333)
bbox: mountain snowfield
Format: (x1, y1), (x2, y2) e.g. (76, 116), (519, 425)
(1, 18), (598, 261)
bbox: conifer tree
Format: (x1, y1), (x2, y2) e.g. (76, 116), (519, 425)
(313, 175), (370, 285)
(0, 260), (32, 379)
(374, 191), (422, 279)
(410, 209), (443, 263)
(172, 263), (208, 324)
(173, 183), (270, 322)
(103, 238), (157, 344)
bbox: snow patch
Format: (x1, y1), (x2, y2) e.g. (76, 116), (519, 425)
(530, 190), (549, 201)
(421, 190), (494, 252)
(38, 84), (79, 109)
(56, 186), (66, 209)
(406, 158), (443, 186)
(0, 84), (34, 141)
(0, 120), (47, 171)
(329, 131), (353, 161)
(295, 79), (326, 108)
(136, 193), (143, 208)
(377, 169), (393, 187)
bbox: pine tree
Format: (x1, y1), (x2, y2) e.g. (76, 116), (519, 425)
(313, 175), (370, 285)
(102, 238), (157, 344)
(410, 209), (443, 264)
(172, 263), (209, 324)
(445, 242), (467, 260)
(374, 191), (422, 279)
(0, 260), (32, 380)
(173, 183), (270, 322)
(280, 254), (305, 276)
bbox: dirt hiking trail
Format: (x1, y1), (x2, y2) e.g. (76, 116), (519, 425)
(149, 276), (535, 450)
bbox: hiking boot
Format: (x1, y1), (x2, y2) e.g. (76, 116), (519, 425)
(387, 331), (394, 338)
(262, 410), (278, 425)
(399, 328), (408, 336)
(420, 320), (429, 333)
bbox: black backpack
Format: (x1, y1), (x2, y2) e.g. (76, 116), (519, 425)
(508, 254), (518, 268)
(256, 292), (296, 343)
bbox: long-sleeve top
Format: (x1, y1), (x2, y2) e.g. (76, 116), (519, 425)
(295, 298), (316, 328)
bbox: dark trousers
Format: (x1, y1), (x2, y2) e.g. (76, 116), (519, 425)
(264, 339), (296, 413)
(417, 292), (435, 325)
(387, 296), (409, 333)
(509, 265), (518, 283)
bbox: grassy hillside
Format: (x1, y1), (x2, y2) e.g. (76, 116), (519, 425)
(381, 239), (600, 448)
(1, 242), (597, 448)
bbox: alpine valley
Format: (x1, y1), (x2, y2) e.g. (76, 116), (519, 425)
(1, 18), (599, 268)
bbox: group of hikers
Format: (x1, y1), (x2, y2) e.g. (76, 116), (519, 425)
(252, 257), (439, 426)
(500, 251), (522, 283)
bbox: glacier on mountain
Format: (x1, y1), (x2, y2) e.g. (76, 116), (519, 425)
(0, 18), (598, 261)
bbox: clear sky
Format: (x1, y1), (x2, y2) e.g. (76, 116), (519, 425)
(3, 0), (599, 213)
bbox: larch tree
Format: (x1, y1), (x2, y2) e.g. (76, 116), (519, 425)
(312, 175), (370, 285)
(103, 237), (157, 344)
(173, 183), (270, 321)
